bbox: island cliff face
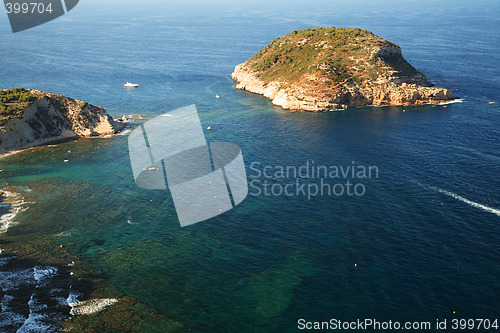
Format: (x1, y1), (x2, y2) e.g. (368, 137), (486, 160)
(232, 27), (454, 111)
(0, 88), (125, 154)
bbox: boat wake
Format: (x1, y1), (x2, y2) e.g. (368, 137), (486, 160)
(430, 186), (500, 217)
(118, 126), (133, 136)
(438, 98), (464, 105)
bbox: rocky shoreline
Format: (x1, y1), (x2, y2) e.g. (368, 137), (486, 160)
(0, 89), (126, 156)
(233, 64), (454, 111)
(0, 188), (29, 234)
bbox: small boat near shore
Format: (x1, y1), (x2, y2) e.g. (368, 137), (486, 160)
(124, 82), (139, 88)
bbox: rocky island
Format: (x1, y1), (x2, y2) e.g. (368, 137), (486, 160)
(232, 27), (454, 111)
(0, 88), (125, 155)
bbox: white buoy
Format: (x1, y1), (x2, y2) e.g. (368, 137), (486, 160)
(207, 126), (212, 130)
(216, 95), (220, 99)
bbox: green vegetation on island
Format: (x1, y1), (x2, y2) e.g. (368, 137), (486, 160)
(0, 88), (35, 124)
(233, 26), (454, 111)
(0, 87), (35, 115)
(247, 27), (399, 87)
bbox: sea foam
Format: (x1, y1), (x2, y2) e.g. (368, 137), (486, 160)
(437, 98), (464, 105)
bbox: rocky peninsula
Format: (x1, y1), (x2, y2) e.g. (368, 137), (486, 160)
(232, 27), (455, 111)
(0, 88), (125, 155)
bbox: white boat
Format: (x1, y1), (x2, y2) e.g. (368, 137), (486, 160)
(215, 95), (220, 99)
(124, 82), (139, 88)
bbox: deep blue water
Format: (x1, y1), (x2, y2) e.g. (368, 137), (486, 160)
(0, 0), (500, 332)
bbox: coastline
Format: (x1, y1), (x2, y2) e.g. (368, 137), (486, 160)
(0, 187), (29, 234)
(0, 185), (128, 331)
(0, 114), (153, 330)
(0, 89), (128, 157)
(0, 122), (133, 160)
(0, 136), (78, 160)
(232, 64), (456, 111)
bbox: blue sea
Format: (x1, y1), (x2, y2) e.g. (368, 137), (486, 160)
(1, 0), (500, 331)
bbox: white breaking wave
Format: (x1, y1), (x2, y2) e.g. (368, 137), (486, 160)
(431, 186), (500, 217)
(0, 297), (25, 330)
(118, 126), (133, 136)
(33, 266), (58, 283)
(438, 98), (464, 105)
(17, 294), (55, 333)
(1, 294), (14, 313)
(0, 259), (92, 332)
(0, 190), (29, 234)
(0, 269), (36, 291)
(0, 256), (12, 267)
(0, 266), (59, 292)
(66, 290), (81, 306)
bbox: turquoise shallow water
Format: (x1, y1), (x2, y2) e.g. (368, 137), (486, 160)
(1, 0), (500, 332)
